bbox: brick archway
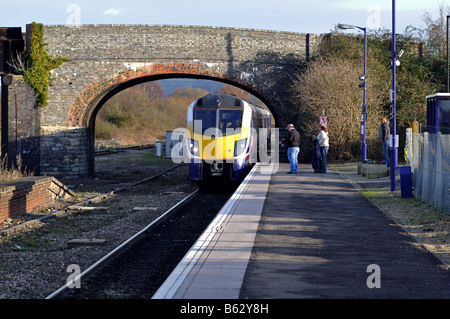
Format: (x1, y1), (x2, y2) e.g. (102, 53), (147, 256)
(66, 62), (287, 177)
(19, 24), (324, 178)
(67, 62), (285, 129)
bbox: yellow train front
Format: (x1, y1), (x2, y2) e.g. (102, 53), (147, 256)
(186, 94), (271, 183)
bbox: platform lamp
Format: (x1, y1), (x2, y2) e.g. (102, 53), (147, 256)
(337, 23), (367, 161)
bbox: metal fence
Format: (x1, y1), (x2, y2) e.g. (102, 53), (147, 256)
(406, 129), (449, 213)
(96, 139), (122, 150)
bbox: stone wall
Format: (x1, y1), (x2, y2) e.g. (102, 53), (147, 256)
(3, 25), (325, 179)
(42, 24), (324, 125)
(1, 75), (41, 174)
(40, 125), (91, 178)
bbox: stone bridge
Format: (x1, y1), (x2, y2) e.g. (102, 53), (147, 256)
(1, 24), (324, 178)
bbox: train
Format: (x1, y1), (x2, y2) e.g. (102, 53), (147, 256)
(185, 94), (271, 184)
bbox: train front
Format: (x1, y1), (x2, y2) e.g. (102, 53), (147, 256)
(186, 94), (255, 183)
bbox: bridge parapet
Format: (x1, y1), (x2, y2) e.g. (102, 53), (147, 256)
(2, 24), (325, 178)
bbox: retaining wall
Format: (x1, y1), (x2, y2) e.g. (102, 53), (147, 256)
(0, 176), (74, 223)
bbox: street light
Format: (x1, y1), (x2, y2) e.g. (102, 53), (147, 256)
(337, 23), (367, 161)
(390, 0), (398, 192)
(447, 15), (449, 93)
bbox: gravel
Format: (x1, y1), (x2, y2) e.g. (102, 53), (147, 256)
(4, 154), (447, 299)
(333, 163), (450, 269)
(0, 149), (197, 299)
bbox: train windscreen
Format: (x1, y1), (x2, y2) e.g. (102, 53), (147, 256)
(219, 110), (242, 135)
(194, 110), (216, 134)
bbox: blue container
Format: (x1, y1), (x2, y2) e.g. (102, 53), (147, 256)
(426, 93), (450, 133)
(399, 166), (413, 198)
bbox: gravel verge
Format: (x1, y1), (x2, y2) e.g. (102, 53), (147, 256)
(332, 162), (450, 269)
(0, 149), (197, 299)
(4, 155), (447, 299)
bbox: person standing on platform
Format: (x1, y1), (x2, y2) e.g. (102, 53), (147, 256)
(317, 124), (329, 173)
(286, 124), (300, 174)
(379, 117), (390, 167)
(312, 137), (321, 173)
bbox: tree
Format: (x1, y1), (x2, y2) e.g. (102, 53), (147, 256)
(138, 81), (164, 99)
(291, 56), (384, 160)
(172, 87), (208, 100)
(421, 4), (450, 60)
(291, 9), (449, 160)
(215, 84), (251, 100)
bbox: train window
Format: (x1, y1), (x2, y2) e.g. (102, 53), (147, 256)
(252, 111), (258, 128)
(219, 110), (242, 135)
(194, 110), (216, 134)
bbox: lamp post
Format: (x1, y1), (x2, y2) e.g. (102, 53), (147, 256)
(338, 23), (367, 161)
(447, 15), (449, 93)
(390, 0), (398, 191)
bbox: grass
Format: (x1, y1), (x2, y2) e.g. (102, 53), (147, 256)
(328, 162), (354, 170)
(372, 193), (450, 226)
(95, 86), (204, 146)
(2, 229), (59, 252)
(0, 155), (33, 183)
(331, 160), (450, 267)
(331, 161), (449, 226)
(0, 211), (119, 253)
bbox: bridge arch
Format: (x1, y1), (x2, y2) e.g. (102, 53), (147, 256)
(68, 62), (285, 129)
(69, 62), (287, 177)
(3, 24), (324, 178)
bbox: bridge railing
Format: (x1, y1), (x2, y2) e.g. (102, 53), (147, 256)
(96, 139), (122, 150)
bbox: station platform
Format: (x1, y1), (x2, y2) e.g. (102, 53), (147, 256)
(153, 162), (450, 299)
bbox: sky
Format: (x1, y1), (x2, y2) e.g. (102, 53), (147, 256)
(2, 0), (448, 35)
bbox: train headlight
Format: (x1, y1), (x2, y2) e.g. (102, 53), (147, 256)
(189, 139), (199, 156)
(234, 138), (247, 156)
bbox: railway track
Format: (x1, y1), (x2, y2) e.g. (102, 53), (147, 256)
(46, 185), (236, 299)
(95, 144), (154, 156)
(0, 164), (185, 237)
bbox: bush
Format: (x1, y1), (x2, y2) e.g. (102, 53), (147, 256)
(23, 22), (70, 107)
(291, 56), (384, 160)
(94, 120), (113, 140)
(102, 106), (135, 128)
(0, 155), (33, 182)
(95, 84), (204, 145)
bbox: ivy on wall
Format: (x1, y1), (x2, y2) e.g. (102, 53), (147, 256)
(23, 22), (70, 107)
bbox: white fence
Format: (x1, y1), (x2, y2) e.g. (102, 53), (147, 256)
(407, 130), (450, 213)
(96, 139), (122, 150)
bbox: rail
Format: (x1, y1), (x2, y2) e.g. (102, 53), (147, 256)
(45, 189), (199, 299)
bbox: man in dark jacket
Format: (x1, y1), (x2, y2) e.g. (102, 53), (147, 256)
(286, 124), (300, 174)
(312, 138), (321, 173)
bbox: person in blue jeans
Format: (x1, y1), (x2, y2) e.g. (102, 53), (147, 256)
(285, 124), (300, 174)
(317, 124), (329, 173)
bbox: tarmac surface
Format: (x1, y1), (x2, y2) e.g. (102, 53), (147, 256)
(240, 163), (450, 299)
(154, 162), (450, 299)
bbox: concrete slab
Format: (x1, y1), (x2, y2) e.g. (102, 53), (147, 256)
(154, 162), (450, 300)
(240, 163), (450, 299)
(153, 163), (274, 299)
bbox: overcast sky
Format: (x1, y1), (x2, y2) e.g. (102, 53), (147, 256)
(2, 0), (447, 34)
